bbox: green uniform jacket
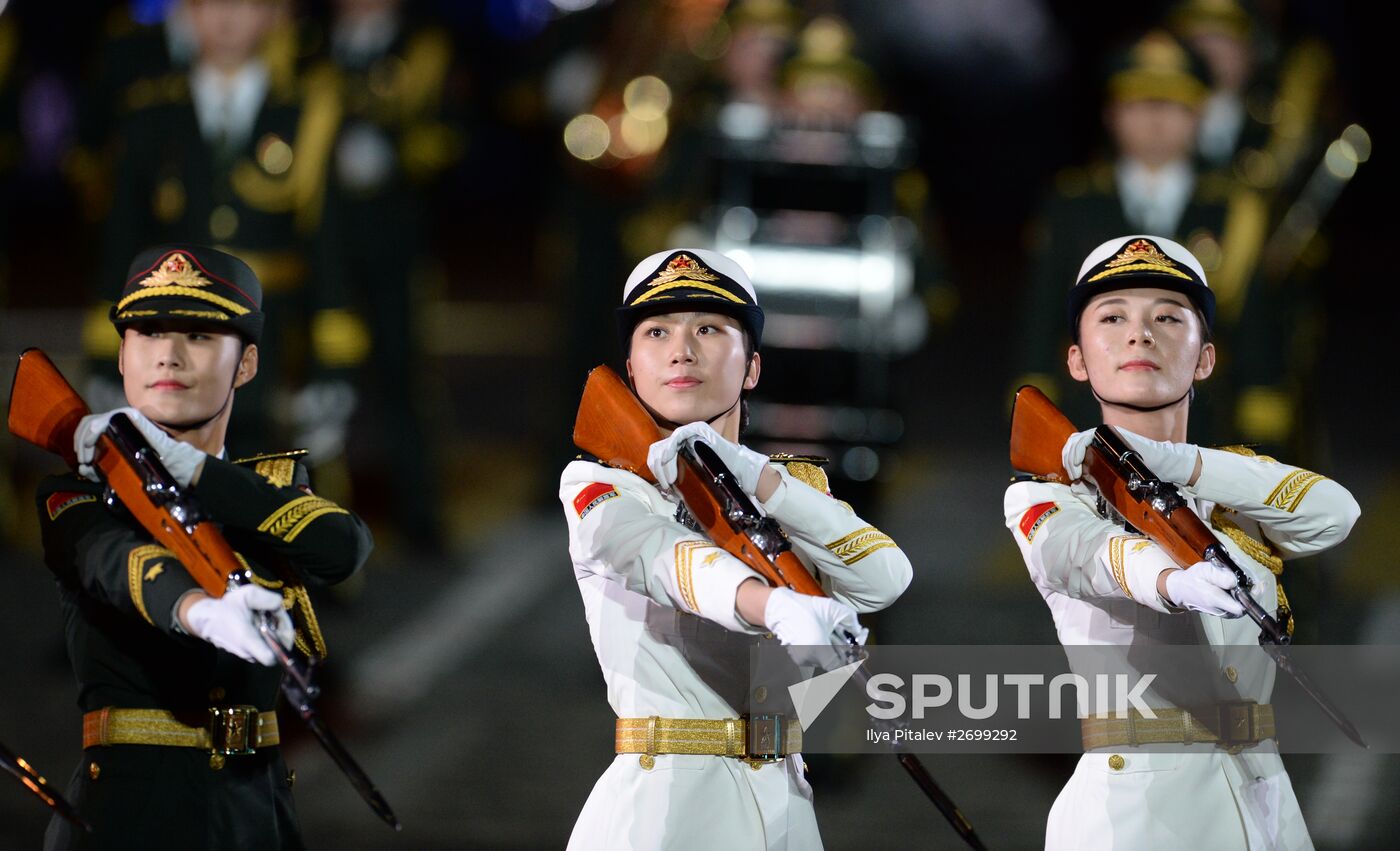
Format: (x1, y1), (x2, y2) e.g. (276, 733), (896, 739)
(36, 453), (372, 851)
(91, 71), (363, 457)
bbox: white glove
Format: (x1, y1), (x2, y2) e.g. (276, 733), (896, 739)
(1163, 561), (1246, 619)
(183, 585), (295, 666)
(764, 587), (868, 668)
(74, 407), (206, 486)
(647, 421), (769, 496)
(1061, 427), (1199, 484)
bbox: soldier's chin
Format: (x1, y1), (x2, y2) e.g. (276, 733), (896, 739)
(139, 400), (207, 431)
(1107, 382), (1186, 409)
(653, 400), (717, 430)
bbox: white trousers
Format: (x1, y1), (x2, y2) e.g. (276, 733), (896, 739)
(1046, 749), (1313, 851)
(567, 753), (822, 851)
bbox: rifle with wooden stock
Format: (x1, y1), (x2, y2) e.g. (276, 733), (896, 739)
(1009, 384), (1365, 748)
(573, 364), (989, 851)
(6, 348), (402, 829)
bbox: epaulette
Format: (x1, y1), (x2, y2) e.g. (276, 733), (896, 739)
(232, 449), (311, 466)
(1210, 443), (1258, 456)
(1208, 443), (1277, 463)
(1009, 473), (1057, 484)
(574, 452), (633, 473)
(768, 452), (830, 466)
(232, 449), (309, 488)
(769, 453), (831, 494)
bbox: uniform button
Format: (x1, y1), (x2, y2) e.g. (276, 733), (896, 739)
(1108, 754), (1125, 771)
(286, 769), (296, 788)
(754, 686), (768, 703)
(88, 761), (101, 781)
(209, 686), (226, 701)
(1224, 666), (1239, 684)
(209, 754), (226, 771)
(638, 754), (655, 770)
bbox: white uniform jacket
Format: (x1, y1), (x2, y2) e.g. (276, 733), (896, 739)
(1005, 446), (1360, 851)
(561, 457), (913, 851)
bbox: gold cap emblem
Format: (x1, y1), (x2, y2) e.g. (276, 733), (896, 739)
(647, 253), (720, 287)
(1087, 238), (1192, 283)
(1106, 239), (1178, 271)
(138, 253), (213, 288)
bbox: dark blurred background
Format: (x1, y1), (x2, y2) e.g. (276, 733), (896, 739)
(1, 0), (1396, 848)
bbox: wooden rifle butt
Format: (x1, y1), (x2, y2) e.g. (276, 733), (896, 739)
(1009, 385), (1074, 481)
(7, 348), (89, 470)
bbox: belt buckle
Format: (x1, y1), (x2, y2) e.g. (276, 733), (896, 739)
(744, 714), (789, 764)
(209, 706), (259, 756)
(1218, 700), (1257, 753)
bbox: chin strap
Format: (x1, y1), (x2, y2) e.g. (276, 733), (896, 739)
(703, 391), (743, 427)
(1090, 384), (1193, 413)
(635, 360), (751, 432)
(1086, 342), (1208, 414)
(648, 392), (742, 433)
(702, 359), (755, 428)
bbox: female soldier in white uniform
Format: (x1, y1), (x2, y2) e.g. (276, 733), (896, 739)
(1005, 235), (1359, 850)
(560, 249), (913, 850)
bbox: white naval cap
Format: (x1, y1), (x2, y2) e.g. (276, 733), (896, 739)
(1069, 234), (1215, 332)
(617, 248), (764, 348)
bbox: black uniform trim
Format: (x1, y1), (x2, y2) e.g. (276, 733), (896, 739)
(38, 474), (201, 634)
(191, 456), (371, 586)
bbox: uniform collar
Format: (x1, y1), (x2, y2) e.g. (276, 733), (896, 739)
(1198, 91), (1245, 165)
(1115, 157), (1195, 236)
(189, 59), (270, 152)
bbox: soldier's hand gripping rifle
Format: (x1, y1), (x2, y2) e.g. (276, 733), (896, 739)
(573, 364), (990, 851)
(6, 348), (402, 829)
(1009, 384), (1366, 748)
(1, 738), (90, 833)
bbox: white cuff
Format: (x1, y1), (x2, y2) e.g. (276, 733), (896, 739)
(1100, 535), (1179, 614)
(687, 550), (766, 634)
(757, 463), (790, 513)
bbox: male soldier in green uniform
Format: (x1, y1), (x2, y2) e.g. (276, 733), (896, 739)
(68, 1), (197, 208)
(301, 0), (462, 548)
(1168, 0), (1335, 194)
(91, 0), (368, 462)
(1168, 0), (1339, 454)
(1014, 29), (1267, 444)
(38, 244), (372, 851)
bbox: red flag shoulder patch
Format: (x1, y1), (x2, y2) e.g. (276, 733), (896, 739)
(1018, 502), (1060, 542)
(573, 482), (619, 518)
(46, 491), (97, 521)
